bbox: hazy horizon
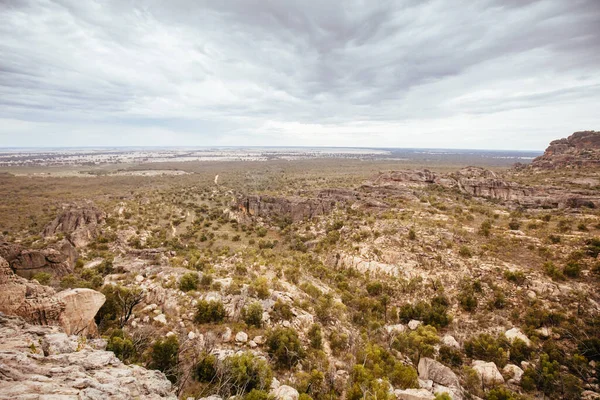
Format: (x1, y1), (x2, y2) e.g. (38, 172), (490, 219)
(1, 1), (599, 149)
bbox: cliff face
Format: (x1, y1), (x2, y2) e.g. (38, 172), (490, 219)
(532, 130), (600, 169)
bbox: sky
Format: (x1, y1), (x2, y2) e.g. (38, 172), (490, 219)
(1, 0), (599, 150)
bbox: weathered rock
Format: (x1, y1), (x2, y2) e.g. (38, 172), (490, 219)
(43, 203), (105, 247)
(472, 360), (505, 386)
(394, 388), (435, 400)
(271, 385), (299, 400)
(0, 313), (176, 399)
(408, 320), (422, 330)
(417, 357), (460, 389)
(235, 331), (248, 343)
(441, 335), (460, 349)
(503, 364), (524, 384)
(531, 131), (600, 169)
(55, 288), (106, 335)
(10, 248), (72, 279)
(505, 327), (531, 346)
(0, 257), (104, 336)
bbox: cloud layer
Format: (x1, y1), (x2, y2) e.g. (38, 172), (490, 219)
(1, 0), (599, 149)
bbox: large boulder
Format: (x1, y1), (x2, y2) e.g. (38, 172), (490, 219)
(56, 288), (106, 335)
(472, 360), (505, 386)
(417, 357), (461, 389)
(0, 313), (176, 399)
(505, 327), (531, 346)
(43, 203), (105, 247)
(0, 257), (104, 335)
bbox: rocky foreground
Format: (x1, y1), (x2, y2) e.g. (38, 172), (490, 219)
(0, 313), (176, 400)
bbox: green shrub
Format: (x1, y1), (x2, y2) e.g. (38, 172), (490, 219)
(485, 387), (524, 400)
(194, 300), (226, 324)
(393, 325), (440, 364)
(544, 261), (564, 281)
(106, 329), (135, 363)
(521, 353), (581, 399)
(439, 345), (463, 367)
(563, 261), (581, 278)
(464, 333), (509, 368)
(148, 335), (179, 383)
(242, 302), (263, 328)
(307, 324), (323, 350)
(458, 288), (478, 312)
(329, 331), (349, 356)
(398, 295), (451, 329)
(31, 272), (52, 285)
(194, 353), (217, 382)
(503, 270), (525, 285)
(245, 389), (270, 400)
(508, 220), (520, 230)
(266, 327), (305, 369)
(271, 299), (293, 322)
(458, 246), (472, 258)
(178, 272), (199, 292)
(250, 277), (270, 299)
(225, 352), (272, 394)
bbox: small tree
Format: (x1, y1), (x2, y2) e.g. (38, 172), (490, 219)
(179, 272), (200, 292)
(148, 335), (179, 383)
(266, 327), (305, 369)
(242, 302), (264, 328)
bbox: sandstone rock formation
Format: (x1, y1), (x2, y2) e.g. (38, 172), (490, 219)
(531, 131), (600, 169)
(0, 313), (176, 399)
(236, 189), (358, 222)
(0, 257), (104, 335)
(417, 357), (462, 392)
(43, 203), (106, 247)
(9, 248), (72, 279)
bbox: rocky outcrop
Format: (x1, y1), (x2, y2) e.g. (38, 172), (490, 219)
(0, 313), (176, 399)
(10, 248), (72, 279)
(0, 257), (104, 335)
(236, 190), (358, 222)
(532, 131), (600, 169)
(367, 167), (534, 203)
(43, 203), (105, 247)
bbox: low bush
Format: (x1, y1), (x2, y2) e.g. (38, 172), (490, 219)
(194, 300), (226, 324)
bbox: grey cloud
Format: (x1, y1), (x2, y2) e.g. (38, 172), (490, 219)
(0, 0), (599, 148)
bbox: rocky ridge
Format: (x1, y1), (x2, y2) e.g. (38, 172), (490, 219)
(531, 130), (600, 169)
(0, 313), (176, 400)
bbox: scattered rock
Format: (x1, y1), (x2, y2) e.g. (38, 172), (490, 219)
(394, 388), (435, 400)
(472, 360), (505, 385)
(271, 384), (299, 400)
(408, 320), (422, 330)
(505, 327), (531, 346)
(235, 331), (248, 343)
(153, 314), (167, 325)
(441, 335), (460, 349)
(503, 364), (524, 384)
(222, 327), (232, 342)
(417, 357), (461, 389)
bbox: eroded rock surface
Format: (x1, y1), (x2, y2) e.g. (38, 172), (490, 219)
(532, 130), (600, 169)
(0, 313), (176, 400)
(0, 257), (104, 335)
(43, 203), (106, 247)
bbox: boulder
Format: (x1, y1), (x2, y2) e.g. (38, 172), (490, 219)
(0, 257), (104, 336)
(271, 385), (299, 400)
(55, 288), (106, 335)
(408, 320), (422, 330)
(394, 388), (435, 400)
(441, 335), (460, 349)
(43, 203), (105, 247)
(505, 327), (531, 346)
(472, 360), (505, 386)
(235, 331), (248, 343)
(418, 357), (460, 389)
(503, 364), (524, 384)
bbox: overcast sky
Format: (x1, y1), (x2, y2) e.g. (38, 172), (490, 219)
(1, 0), (599, 149)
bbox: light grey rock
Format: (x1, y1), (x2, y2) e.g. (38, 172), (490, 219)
(0, 314), (176, 399)
(441, 335), (460, 349)
(472, 360), (505, 385)
(235, 331), (248, 343)
(503, 364), (524, 384)
(505, 328), (531, 346)
(271, 385), (299, 400)
(394, 388), (435, 400)
(408, 320), (422, 330)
